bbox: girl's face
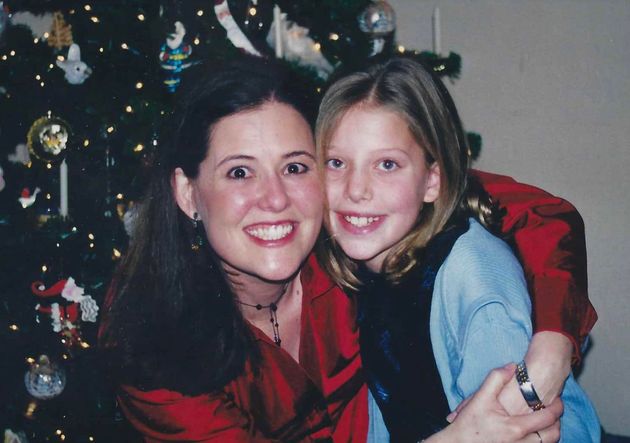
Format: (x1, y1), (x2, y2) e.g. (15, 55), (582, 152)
(324, 105), (440, 272)
(173, 101), (323, 283)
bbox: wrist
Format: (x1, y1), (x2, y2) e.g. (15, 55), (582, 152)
(515, 360), (545, 411)
(525, 332), (572, 403)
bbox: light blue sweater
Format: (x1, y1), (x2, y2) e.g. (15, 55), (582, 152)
(368, 219), (600, 442)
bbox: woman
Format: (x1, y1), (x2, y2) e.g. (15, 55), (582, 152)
(100, 56), (580, 442)
(315, 57), (599, 442)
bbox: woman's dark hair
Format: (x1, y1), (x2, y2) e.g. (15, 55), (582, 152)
(99, 55), (316, 395)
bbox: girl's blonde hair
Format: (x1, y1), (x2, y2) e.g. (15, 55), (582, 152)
(316, 57), (500, 290)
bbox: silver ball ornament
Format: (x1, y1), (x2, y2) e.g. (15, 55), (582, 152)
(24, 355), (66, 400)
(358, 0), (396, 37)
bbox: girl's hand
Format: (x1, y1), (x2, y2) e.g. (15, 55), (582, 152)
(430, 364), (563, 443)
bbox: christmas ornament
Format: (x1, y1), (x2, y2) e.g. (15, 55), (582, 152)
(0, 2), (9, 41)
(159, 21), (193, 92)
(19, 187), (40, 208)
(8, 143), (31, 165)
(358, 0), (396, 36)
(47, 11), (73, 50)
(24, 355), (66, 400)
(267, 13), (333, 79)
(32, 278), (99, 349)
(10, 11), (54, 39)
(26, 113), (71, 163)
(358, 0), (396, 56)
(214, 0), (261, 56)
(56, 43), (92, 85)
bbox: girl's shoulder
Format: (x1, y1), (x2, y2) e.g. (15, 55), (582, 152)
(448, 218), (514, 266)
(435, 218), (530, 316)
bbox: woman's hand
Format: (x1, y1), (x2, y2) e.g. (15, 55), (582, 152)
(498, 331), (573, 415)
(428, 364), (563, 443)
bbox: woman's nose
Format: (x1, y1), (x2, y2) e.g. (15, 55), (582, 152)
(258, 173), (290, 212)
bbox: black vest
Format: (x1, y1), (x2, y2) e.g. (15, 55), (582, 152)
(356, 220), (469, 443)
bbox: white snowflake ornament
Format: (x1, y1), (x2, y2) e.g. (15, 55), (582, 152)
(56, 43), (92, 85)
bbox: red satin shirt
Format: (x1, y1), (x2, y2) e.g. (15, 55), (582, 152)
(474, 170), (597, 363)
(117, 255), (368, 442)
(116, 172), (597, 441)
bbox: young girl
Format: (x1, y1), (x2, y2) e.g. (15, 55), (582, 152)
(316, 57), (600, 443)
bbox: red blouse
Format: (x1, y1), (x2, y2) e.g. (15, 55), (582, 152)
(117, 255), (368, 442)
(474, 170), (598, 363)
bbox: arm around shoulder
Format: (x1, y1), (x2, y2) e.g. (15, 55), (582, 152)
(472, 169), (597, 364)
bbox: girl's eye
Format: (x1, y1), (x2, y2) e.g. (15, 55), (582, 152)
(228, 166), (252, 179)
(378, 159), (399, 171)
(285, 163), (309, 175)
(326, 158), (345, 169)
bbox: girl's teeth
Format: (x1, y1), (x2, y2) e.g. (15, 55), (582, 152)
(247, 224), (293, 241)
(345, 216), (379, 227)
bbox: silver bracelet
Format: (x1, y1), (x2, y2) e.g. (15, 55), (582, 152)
(515, 360), (545, 411)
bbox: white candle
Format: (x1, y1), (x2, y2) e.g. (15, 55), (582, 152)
(273, 5), (283, 58)
(59, 159), (68, 218)
(432, 6), (441, 55)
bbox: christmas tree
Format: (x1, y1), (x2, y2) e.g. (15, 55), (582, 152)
(0, 1), (463, 441)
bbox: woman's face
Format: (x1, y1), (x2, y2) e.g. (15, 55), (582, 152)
(174, 101), (323, 282)
(324, 105), (440, 271)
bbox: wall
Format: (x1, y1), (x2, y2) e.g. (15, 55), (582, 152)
(389, 0), (630, 435)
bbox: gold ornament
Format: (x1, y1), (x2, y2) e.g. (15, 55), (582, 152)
(26, 113), (72, 164)
(47, 11), (73, 50)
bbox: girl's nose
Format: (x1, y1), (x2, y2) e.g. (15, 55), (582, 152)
(345, 168), (372, 203)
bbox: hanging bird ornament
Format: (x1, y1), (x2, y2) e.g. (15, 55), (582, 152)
(56, 43), (92, 85)
(159, 21), (193, 93)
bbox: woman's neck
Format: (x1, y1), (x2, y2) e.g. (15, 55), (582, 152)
(225, 268), (298, 322)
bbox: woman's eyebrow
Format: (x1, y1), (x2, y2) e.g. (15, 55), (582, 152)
(284, 150), (315, 160)
(216, 154), (255, 167)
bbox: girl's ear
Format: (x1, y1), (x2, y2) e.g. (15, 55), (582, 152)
(423, 163), (441, 203)
(172, 167), (197, 218)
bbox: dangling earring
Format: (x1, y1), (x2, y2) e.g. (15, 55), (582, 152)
(191, 212), (204, 251)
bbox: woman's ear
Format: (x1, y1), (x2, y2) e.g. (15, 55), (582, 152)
(172, 167), (196, 218)
(423, 163), (441, 203)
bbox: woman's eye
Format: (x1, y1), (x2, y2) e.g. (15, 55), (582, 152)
(228, 166), (251, 179)
(285, 163), (309, 175)
(378, 159), (399, 171)
(326, 158), (345, 169)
